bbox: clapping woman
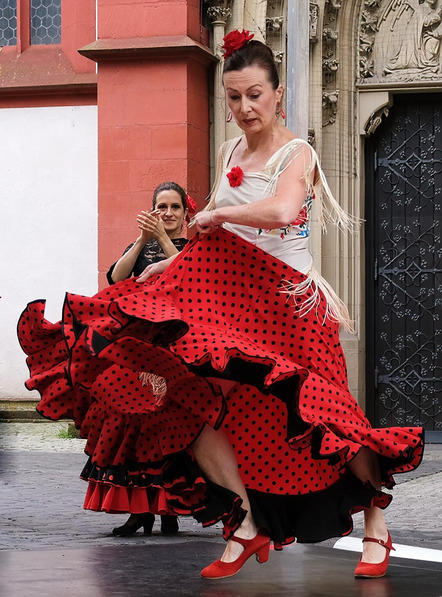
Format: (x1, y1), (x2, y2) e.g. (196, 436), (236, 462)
(108, 181), (190, 285)
(103, 181), (193, 536)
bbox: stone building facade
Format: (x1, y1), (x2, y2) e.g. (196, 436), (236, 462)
(1, 0), (440, 439)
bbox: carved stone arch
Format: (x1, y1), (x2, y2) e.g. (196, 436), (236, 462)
(359, 90), (393, 136)
(320, 0), (366, 127)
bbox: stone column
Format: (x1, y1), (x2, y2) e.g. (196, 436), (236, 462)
(206, 2), (233, 149)
(286, 0), (310, 139)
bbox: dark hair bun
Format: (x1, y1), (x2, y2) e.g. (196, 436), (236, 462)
(223, 39), (279, 89)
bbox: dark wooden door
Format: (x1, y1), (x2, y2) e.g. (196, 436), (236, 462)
(365, 94), (442, 442)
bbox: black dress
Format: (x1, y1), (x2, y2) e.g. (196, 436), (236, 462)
(106, 238), (189, 284)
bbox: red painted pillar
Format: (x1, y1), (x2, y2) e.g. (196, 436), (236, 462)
(80, 0), (215, 288)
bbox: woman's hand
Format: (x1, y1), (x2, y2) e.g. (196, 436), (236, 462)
(137, 210), (167, 242)
(191, 211), (221, 235)
(136, 260), (168, 282)
(136, 253), (179, 282)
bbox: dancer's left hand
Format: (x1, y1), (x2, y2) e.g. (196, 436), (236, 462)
(190, 211), (219, 234)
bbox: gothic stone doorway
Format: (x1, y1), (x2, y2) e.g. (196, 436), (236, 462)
(365, 93), (442, 442)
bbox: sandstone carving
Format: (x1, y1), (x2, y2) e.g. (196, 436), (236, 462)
(382, 0), (442, 75)
(359, 0), (442, 84)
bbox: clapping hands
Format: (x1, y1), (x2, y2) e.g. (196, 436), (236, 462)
(137, 210), (167, 242)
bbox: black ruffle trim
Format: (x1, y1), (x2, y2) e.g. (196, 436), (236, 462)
(81, 453), (390, 548)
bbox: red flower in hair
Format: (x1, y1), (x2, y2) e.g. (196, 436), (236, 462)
(185, 194), (197, 214)
(227, 166), (244, 188)
(185, 194), (197, 223)
(222, 29), (254, 59)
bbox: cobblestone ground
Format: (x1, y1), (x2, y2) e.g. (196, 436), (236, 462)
(0, 422), (86, 453)
(1, 422), (441, 552)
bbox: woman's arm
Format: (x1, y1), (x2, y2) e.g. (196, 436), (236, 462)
(110, 237), (150, 283)
(194, 144), (313, 233)
(110, 211), (158, 283)
(157, 234), (180, 258)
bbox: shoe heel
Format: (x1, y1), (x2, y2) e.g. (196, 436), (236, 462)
(255, 542), (270, 564)
(142, 513), (155, 535)
(160, 514), (179, 535)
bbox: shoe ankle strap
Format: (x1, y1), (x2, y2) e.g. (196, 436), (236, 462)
(362, 536), (395, 551)
(230, 531), (268, 548)
(230, 535), (250, 547)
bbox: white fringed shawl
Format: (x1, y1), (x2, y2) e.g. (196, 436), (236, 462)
(205, 137), (359, 333)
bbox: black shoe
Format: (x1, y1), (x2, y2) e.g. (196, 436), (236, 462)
(160, 515), (179, 535)
(112, 513), (155, 536)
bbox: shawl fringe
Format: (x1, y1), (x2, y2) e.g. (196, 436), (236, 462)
(280, 266), (355, 334)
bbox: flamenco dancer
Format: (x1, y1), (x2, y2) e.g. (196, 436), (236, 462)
(107, 181), (193, 536)
(18, 31), (423, 580)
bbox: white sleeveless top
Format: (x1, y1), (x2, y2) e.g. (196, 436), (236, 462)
(214, 137), (313, 273)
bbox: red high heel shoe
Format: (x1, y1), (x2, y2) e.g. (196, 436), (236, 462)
(201, 531), (270, 579)
(354, 532), (395, 578)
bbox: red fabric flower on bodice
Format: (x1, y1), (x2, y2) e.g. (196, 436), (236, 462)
(227, 166), (244, 187)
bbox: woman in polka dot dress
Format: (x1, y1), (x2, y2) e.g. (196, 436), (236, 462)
(18, 31), (423, 580)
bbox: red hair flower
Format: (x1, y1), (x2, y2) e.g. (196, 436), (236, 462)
(185, 194), (197, 223)
(227, 166), (244, 187)
(185, 194), (197, 214)
(222, 29), (254, 59)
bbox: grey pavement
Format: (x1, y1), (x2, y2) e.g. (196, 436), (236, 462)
(1, 422), (442, 597)
(0, 422), (223, 552)
(1, 422), (441, 552)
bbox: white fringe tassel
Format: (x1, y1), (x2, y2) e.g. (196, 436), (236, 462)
(280, 267), (355, 334)
(138, 372), (168, 405)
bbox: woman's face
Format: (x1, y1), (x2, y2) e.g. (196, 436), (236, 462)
(223, 64), (283, 135)
(154, 190), (186, 236)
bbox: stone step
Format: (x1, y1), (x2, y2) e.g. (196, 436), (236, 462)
(0, 400), (47, 422)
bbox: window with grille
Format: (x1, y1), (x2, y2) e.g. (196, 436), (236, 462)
(0, 0), (17, 46)
(0, 0), (62, 47)
(30, 0), (61, 44)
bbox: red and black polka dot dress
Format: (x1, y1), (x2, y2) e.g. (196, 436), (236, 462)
(17, 140), (424, 547)
(17, 229), (424, 545)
